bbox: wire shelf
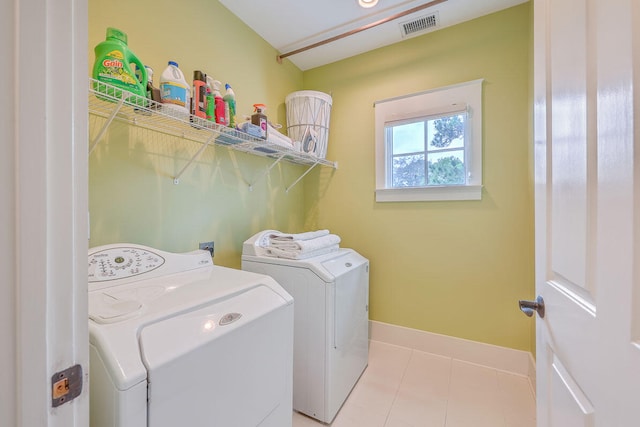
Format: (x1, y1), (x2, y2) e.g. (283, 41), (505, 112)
(88, 79), (337, 176)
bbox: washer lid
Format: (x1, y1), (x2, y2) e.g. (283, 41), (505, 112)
(139, 284), (287, 370)
(242, 248), (367, 282)
(321, 251), (368, 277)
(89, 265), (293, 393)
(139, 284), (292, 427)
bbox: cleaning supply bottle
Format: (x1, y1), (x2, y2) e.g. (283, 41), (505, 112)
(205, 77), (215, 122)
(251, 104), (268, 140)
(212, 80), (227, 126)
(191, 70), (208, 121)
(143, 66), (161, 107)
(133, 65), (154, 113)
(159, 61), (190, 118)
(93, 27), (147, 105)
(223, 83), (237, 128)
(224, 101), (230, 127)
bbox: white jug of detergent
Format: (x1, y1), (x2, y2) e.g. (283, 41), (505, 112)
(159, 61), (190, 118)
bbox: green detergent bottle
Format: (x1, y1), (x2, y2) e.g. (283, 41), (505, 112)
(92, 27), (147, 106)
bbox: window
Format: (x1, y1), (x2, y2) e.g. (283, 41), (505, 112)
(374, 79), (483, 202)
(387, 111), (467, 187)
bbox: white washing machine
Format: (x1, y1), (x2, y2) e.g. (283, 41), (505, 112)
(88, 243), (294, 427)
(241, 231), (369, 424)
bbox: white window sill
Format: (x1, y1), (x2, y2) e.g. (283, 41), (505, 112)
(375, 185), (483, 202)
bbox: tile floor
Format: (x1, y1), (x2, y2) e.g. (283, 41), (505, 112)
(292, 340), (536, 427)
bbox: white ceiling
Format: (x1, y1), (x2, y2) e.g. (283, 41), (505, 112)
(219, 0), (528, 70)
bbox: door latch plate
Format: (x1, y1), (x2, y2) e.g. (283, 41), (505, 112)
(52, 364), (83, 407)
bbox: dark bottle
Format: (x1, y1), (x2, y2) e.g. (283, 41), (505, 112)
(251, 104), (268, 140)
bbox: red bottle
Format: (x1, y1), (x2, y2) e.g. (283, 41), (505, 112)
(212, 80), (228, 126)
(191, 70), (207, 120)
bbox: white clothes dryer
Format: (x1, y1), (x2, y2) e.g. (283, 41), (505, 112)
(241, 231), (369, 424)
(88, 243), (294, 427)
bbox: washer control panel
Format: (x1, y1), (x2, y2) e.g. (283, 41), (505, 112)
(89, 246), (165, 282)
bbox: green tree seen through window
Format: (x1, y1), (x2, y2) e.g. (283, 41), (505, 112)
(391, 114), (466, 187)
(431, 115), (464, 148)
(428, 156), (465, 185)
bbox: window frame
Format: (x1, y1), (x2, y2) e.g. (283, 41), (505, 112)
(374, 79), (483, 202)
(385, 109), (469, 188)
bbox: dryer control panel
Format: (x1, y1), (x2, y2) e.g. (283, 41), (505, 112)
(89, 246), (165, 282)
(88, 243), (213, 289)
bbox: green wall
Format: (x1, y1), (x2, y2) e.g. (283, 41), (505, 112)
(88, 0), (534, 351)
(303, 3), (534, 351)
(88, 0), (306, 267)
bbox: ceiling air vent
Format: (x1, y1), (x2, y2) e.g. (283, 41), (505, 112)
(399, 12), (440, 38)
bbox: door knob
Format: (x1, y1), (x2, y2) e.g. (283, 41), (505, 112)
(519, 296), (545, 318)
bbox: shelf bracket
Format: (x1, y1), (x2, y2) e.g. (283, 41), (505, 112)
(173, 132), (217, 184)
(248, 154), (286, 191)
(285, 160), (320, 193)
(89, 94), (126, 154)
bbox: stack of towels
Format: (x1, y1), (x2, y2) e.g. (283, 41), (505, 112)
(263, 229), (340, 260)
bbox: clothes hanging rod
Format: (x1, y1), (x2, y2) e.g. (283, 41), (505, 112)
(276, 0), (448, 63)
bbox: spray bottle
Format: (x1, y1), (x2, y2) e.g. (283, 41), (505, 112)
(223, 83), (237, 128)
(251, 104), (268, 140)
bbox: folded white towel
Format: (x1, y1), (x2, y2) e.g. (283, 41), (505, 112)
(269, 229), (330, 243)
(270, 234), (341, 252)
(266, 244), (339, 260)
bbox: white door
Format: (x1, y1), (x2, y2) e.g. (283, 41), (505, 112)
(533, 0), (640, 425)
(0, 0), (89, 425)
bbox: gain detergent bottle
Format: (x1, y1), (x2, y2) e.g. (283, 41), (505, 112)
(93, 27), (147, 106)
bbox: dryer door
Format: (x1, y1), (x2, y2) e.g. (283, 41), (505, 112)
(322, 252), (370, 422)
(139, 285), (293, 427)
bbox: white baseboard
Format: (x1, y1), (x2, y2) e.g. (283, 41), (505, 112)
(369, 320), (536, 393)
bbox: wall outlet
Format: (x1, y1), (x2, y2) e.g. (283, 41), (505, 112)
(199, 241), (214, 257)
